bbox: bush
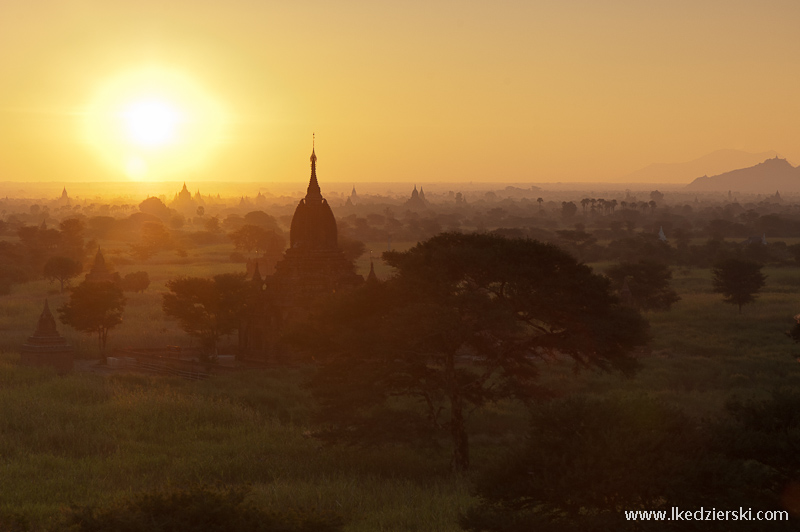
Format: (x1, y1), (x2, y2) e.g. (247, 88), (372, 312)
(61, 485), (345, 532)
(462, 395), (786, 531)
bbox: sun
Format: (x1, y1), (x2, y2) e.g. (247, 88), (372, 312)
(121, 99), (183, 148)
(83, 66), (227, 181)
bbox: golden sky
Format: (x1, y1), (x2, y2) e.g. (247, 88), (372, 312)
(2, 0), (799, 184)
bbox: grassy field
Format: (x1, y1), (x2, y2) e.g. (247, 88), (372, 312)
(2, 247), (800, 530)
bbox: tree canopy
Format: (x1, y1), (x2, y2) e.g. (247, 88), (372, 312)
(121, 271), (150, 293)
(43, 256), (82, 293)
(58, 281), (126, 358)
(162, 273), (249, 353)
(605, 259), (680, 311)
(712, 258), (766, 313)
(309, 233), (649, 472)
(228, 225), (285, 257)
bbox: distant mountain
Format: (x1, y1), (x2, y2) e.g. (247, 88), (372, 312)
(685, 156), (800, 193)
(623, 149), (780, 183)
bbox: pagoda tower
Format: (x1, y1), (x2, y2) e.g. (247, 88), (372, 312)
(20, 300), (74, 374)
(272, 138), (363, 316)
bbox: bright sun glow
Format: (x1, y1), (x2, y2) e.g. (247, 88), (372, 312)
(122, 99), (183, 147)
(83, 66), (227, 181)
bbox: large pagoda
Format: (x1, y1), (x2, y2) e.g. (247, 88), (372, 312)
(240, 139), (363, 357)
(271, 139), (363, 314)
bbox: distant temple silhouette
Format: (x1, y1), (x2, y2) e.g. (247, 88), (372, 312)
(405, 185), (428, 210)
(20, 300), (73, 374)
(84, 248), (119, 284)
(240, 139), (363, 358)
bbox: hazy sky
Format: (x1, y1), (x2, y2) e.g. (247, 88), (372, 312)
(2, 1), (799, 184)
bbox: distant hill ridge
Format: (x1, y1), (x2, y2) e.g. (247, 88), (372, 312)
(623, 149), (779, 183)
(685, 156), (799, 193)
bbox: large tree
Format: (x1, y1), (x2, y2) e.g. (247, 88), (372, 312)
(58, 281), (126, 359)
(309, 233), (649, 472)
(712, 258), (766, 313)
(229, 225), (285, 257)
(605, 259), (680, 311)
(43, 256), (83, 293)
(162, 273), (249, 354)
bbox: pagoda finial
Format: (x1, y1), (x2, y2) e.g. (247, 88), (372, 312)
(306, 133), (321, 201)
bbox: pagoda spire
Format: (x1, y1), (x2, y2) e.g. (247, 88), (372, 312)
(306, 133), (322, 202)
(366, 259), (378, 284)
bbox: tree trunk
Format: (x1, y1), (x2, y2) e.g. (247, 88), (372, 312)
(99, 327), (108, 362)
(450, 393), (469, 472)
(445, 350), (470, 472)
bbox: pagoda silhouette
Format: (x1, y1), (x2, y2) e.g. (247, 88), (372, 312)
(20, 300), (74, 374)
(240, 138), (363, 358)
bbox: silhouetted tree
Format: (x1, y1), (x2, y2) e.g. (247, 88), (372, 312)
(229, 225), (285, 257)
(243, 210), (282, 232)
(121, 271), (150, 293)
(204, 216), (221, 233)
(337, 235), (367, 262)
(309, 233), (648, 472)
(58, 281), (126, 359)
(42, 256), (82, 293)
(0, 241), (26, 294)
(560, 201), (577, 220)
(712, 258), (766, 313)
(605, 260), (680, 311)
(58, 217), (86, 260)
(162, 273), (249, 354)
(138, 196), (171, 221)
(130, 221), (172, 260)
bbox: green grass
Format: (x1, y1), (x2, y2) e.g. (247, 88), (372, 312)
(0, 360), (472, 531)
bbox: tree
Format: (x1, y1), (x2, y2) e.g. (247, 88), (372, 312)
(204, 216), (221, 233)
(229, 225), (285, 257)
(120, 271), (150, 293)
(309, 233), (648, 472)
(243, 210), (281, 232)
(337, 234), (366, 262)
(58, 217), (86, 260)
(130, 221), (172, 260)
(43, 256), (83, 293)
(58, 281), (126, 359)
(138, 196), (171, 221)
(605, 259), (680, 311)
(712, 258), (766, 313)
(162, 273), (249, 354)
(560, 201), (577, 220)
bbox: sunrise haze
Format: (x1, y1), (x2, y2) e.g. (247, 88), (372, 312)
(2, 0), (799, 184)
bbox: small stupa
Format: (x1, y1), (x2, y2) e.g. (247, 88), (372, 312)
(84, 248), (117, 283)
(20, 300), (74, 374)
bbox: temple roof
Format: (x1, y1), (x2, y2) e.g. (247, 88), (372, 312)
(289, 141), (338, 250)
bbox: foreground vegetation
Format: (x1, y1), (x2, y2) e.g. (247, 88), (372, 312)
(2, 258), (800, 530)
(3, 189), (800, 529)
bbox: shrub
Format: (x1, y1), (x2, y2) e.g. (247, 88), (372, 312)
(61, 485), (345, 532)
